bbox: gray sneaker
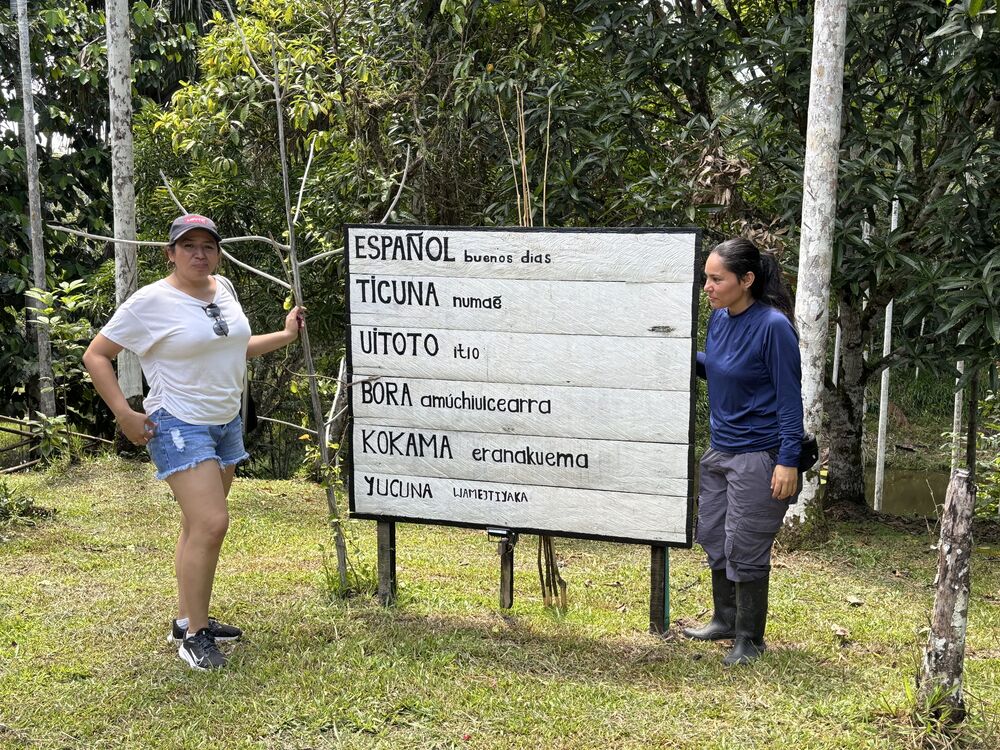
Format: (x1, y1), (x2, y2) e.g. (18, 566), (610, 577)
(178, 627), (227, 671)
(169, 617), (242, 644)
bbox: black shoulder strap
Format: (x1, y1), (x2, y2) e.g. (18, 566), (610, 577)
(216, 275), (239, 302)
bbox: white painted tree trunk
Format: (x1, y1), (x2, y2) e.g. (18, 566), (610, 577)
(951, 361), (965, 473)
(831, 310), (841, 387)
(106, 0), (142, 404)
(873, 299), (893, 511)
(873, 197), (900, 512)
(786, 0), (849, 526)
(915, 318), (925, 381)
(12, 0), (56, 417)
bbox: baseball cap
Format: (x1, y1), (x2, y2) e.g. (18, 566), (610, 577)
(168, 214), (222, 244)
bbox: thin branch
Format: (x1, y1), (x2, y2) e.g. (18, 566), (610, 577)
(0, 458), (42, 474)
(297, 248), (344, 267)
(497, 95), (523, 225)
(518, 88), (531, 226)
(49, 225), (168, 247)
(159, 171), (188, 215)
(0, 438), (34, 454)
(270, 234), (293, 284)
(222, 235), (291, 251)
(257, 415), (317, 436)
(293, 134), (318, 227)
(542, 99), (552, 228)
(50, 225), (292, 254)
(220, 249), (291, 289)
(223, 0), (274, 85)
(324, 357), (347, 448)
(379, 144), (412, 224)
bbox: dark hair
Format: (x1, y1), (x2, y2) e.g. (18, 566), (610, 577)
(710, 238), (795, 321)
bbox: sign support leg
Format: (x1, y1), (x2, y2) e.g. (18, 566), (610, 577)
(377, 520), (397, 606)
(649, 545), (669, 634)
(498, 532), (518, 609)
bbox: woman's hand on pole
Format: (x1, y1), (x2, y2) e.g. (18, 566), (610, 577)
(284, 305), (304, 340)
(770, 464), (798, 501)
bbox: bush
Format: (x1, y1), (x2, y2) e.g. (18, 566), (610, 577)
(0, 480), (53, 527)
(976, 390), (999, 520)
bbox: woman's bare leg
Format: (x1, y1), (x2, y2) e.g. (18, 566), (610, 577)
(173, 463), (238, 624)
(167, 461), (230, 634)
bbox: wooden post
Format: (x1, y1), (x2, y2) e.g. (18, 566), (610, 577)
(649, 545), (669, 635)
(951, 362), (965, 473)
(498, 532), (517, 609)
(874, 193), (900, 512)
(873, 298), (894, 512)
(966, 370), (979, 484)
(377, 521), (396, 606)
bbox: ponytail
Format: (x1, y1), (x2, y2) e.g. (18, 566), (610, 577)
(754, 253), (795, 321)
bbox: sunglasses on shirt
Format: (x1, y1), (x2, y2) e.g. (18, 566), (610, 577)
(202, 303), (229, 336)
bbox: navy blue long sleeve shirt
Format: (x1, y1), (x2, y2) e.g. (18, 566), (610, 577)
(696, 302), (803, 466)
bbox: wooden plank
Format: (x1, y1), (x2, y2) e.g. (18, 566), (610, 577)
(350, 277), (693, 337)
(352, 472), (689, 545)
(346, 227), (697, 282)
(352, 423), (688, 495)
(351, 328), (691, 390)
(350, 377), (692, 443)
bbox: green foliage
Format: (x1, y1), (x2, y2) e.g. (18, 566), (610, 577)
(28, 412), (82, 465)
(0, 0), (200, 417)
(0, 478), (52, 527)
(320, 526), (378, 600)
(23, 280), (96, 419)
(976, 390), (1000, 519)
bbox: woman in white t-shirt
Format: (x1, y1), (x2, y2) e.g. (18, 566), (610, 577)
(83, 214), (303, 671)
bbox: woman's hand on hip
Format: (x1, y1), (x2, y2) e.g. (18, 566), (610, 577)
(117, 409), (157, 446)
(771, 464), (798, 501)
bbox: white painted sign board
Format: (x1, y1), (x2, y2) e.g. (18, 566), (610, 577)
(345, 226), (700, 546)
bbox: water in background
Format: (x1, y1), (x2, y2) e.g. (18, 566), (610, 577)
(864, 467), (951, 517)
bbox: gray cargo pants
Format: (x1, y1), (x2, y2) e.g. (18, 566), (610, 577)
(696, 447), (791, 582)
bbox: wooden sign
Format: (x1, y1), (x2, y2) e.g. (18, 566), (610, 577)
(345, 226), (700, 546)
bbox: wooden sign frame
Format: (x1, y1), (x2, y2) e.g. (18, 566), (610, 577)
(344, 225), (701, 550)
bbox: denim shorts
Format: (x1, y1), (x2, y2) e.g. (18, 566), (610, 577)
(146, 408), (249, 481)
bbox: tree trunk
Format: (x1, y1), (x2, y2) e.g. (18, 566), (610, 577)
(786, 0), (849, 527)
(824, 293), (867, 506)
(12, 0), (56, 418)
(918, 469), (975, 722)
(106, 0), (143, 417)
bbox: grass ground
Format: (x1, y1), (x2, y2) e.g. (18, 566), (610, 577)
(1, 456), (999, 749)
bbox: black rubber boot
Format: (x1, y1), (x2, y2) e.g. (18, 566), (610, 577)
(682, 569), (736, 640)
(723, 575), (769, 665)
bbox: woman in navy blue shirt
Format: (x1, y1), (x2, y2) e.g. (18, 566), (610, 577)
(683, 238), (803, 665)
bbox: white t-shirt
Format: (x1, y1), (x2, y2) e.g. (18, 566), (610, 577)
(100, 276), (252, 425)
